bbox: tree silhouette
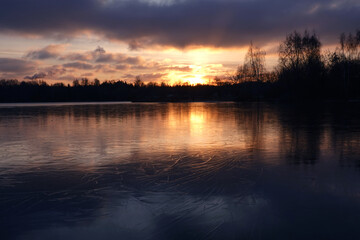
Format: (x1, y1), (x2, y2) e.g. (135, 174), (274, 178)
(233, 42), (266, 83)
(245, 42), (266, 81)
(134, 76), (145, 87)
(278, 30), (324, 99)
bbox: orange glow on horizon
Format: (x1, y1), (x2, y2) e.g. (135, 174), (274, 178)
(186, 76), (206, 85)
(166, 64), (210, 85)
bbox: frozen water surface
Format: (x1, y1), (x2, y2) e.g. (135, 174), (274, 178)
(1, 102), (360, 239)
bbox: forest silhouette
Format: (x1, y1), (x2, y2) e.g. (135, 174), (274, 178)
(1, 30), (359, 102)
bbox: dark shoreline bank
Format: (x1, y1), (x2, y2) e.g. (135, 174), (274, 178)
(1, 82), (359, 104)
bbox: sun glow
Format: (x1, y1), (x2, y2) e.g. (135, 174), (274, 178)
(185, 65), (206, 85)
(187, 75), (206, 85)
(166, 64), (209, 85)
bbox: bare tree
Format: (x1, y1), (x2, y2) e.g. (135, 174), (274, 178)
(337, 30), (360, 96)
(340, 30), (360, 61)
(73, 79), (80, 87)
(244, 42), (266, 81)
(213, 76), (222, 86)
(93, 78), (100, 86)
(234, 42), (266, 83)
(279, 30), (321, 70)
(278, 30), (324, 98)
(134, 76), (144, 87)
(81, 78), (89, 86)
(233, 64), (251, 83)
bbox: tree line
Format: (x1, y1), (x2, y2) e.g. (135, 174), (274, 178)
(0, 30), (359, 102)
(220, 29), (360, 100)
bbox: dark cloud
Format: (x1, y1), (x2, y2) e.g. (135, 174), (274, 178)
(25, 44), (65, 59)
(116, 64), (130, 70)
(63, 62), (94, 70)
(81, 72), (94, 77)
(121, 72), (167, 82)
(24, 72), (47, 80)
(61, 47), (145, 65)
(128, 39), (143, 51)
(124, 56), (144, 65)
(95, 54), (116, 63)
(44, 65), (67, 77)
(60, 52), (93, 61)
(24, 65), (69, 80)
(165, 66), (192, 72)
(94, 46), (105, 55)
(0, 58), (36, 74)
(57, 74), (77, 81)
(0, 0), (358, 48)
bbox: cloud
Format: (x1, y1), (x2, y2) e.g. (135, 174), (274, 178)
(60, 52), (94, 61)
(57, 74), (77, 81)
(136, 73), (167, 81)
(124, 56), (144, 65)
(115, 64), (130, 70)
(94, 46), (105, 55)
(128, 39), (143, 50)
(122, 72), (167, 82)
(25, 44), (66, 59)
(24, 65), (70, 80)
(0, 0), (358, 48)
(63, 61), (94, 70)
(24, 72), (47, 80)
(81, 72), (94, 77)
(165, 66), (192, 72)
(44, 65), (67, 77)
(61, 46), (145, 65)
(0, 58), (36, 74)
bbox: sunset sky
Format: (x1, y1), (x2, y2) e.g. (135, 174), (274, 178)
(0, 0), (359, 85)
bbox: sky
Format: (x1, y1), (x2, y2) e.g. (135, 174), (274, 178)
(0, 0), (359, 85)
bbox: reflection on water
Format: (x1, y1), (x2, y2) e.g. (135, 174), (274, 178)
(1, 102), (360, 239)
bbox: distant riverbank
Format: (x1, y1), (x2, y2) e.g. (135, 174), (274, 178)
(1, 80), (359, 103)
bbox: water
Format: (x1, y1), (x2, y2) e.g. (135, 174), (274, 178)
(0, 102), (360, 240)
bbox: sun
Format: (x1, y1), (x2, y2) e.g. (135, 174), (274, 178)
(166, 64), (209, 85)
(187, 75), (206, 85)
(186, 65), (206, 85)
